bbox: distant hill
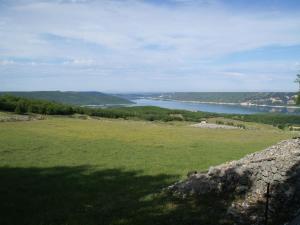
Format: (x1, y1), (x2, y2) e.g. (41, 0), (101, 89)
(137, 92), (298, 106)
(0, 91), (133, 106)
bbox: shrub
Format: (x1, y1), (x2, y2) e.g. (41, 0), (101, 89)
(216, 120), (224, 125)
(15, 102), (26, 114)
(237, 124), (246, 129)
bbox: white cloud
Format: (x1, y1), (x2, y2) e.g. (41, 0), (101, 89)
(220, 72), (246, 78)
(1, 0), (299, 60)
(0, 0), (299, 91)
(63, 58), (96, 66)
(0, 60), (15, 65)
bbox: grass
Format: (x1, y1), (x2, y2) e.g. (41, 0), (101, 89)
(0, 116), (293, 225)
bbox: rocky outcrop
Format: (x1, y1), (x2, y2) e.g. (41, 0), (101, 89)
(168, 138), (300, 225)
(0, 114), (45, 122)
(191, 123), (240, 129)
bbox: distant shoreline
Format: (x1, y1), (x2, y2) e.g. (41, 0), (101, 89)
(142, 97), (300, 109)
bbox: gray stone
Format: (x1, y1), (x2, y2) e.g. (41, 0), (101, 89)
(167, 138), (300, 225)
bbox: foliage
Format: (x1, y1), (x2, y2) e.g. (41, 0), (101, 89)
(0, 95), (217, 120)
(0, 91), (132, 105)
(0, 95), (74, 115)
(216, 120), (224, 125)
(226, 113), (300, 127)
(295, 74), (300, 105)
(87, 106), (217, 122)
(1, 95), (300, 126)
(214, 120), (246, 129)
(294, 74), (300, 89)
(297, 95), (300, 105)
(145, 92), (297, 105)
(237, 124), (246, 129)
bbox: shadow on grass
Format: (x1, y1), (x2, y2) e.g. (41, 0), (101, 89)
(0, 166), (232, 225)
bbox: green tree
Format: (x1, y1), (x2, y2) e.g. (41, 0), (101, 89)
(296, 74), (300, 105)
(14, 101), (27, 114)
(295, 74), (300, 91)
(27, 105), (33, 113)
(297, 96), (300, 105)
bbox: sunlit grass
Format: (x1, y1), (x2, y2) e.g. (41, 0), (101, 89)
(0, 117), (291, 175)
(0, 116), (292, 225)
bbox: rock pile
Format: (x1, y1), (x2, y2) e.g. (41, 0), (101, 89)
(168, 138), (300, 225)
(191, 123), (239, 129)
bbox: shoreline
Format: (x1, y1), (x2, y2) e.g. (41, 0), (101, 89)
(142, 97), (300, 109)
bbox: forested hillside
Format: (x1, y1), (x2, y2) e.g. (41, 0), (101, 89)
(145, 92), (298, 106)
(1, 95), (300, 127)
(0, 91), (132, 106)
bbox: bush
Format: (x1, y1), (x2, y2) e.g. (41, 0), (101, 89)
(216, 120), (224, 125)
(237, 124), (246, 129)
(15, 101), (27, 114)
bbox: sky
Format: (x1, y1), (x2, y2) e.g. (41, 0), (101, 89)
(0, 0), (300, 92)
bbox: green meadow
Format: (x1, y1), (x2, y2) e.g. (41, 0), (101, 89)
(0, 116), (293, 225)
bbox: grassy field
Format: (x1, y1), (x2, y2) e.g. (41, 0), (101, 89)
(0, 115), (293, 225)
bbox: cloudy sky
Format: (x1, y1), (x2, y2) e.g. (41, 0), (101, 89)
(0, 0), (300, 92)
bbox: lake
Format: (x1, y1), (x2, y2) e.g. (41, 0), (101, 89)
(132, 98), (300, 115)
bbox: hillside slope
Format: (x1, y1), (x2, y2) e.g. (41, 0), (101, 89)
(0, 91), (133, 105)
(147, 92), (297, 106)
(0, 116), (291, 225)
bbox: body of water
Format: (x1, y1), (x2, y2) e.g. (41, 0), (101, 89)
(132, 98), (300, 115)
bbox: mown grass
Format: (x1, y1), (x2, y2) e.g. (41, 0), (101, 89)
(0, 116), (293, 225)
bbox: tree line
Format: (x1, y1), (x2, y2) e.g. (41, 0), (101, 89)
(0, 95), (216, 121)
(0, 95), (74, 115)
(0, 94), (299, 127)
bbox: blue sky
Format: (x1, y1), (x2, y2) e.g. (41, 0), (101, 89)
(0, 0), (300, 92)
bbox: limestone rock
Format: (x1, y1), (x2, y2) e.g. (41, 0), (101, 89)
(168, 138), (300, 225)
